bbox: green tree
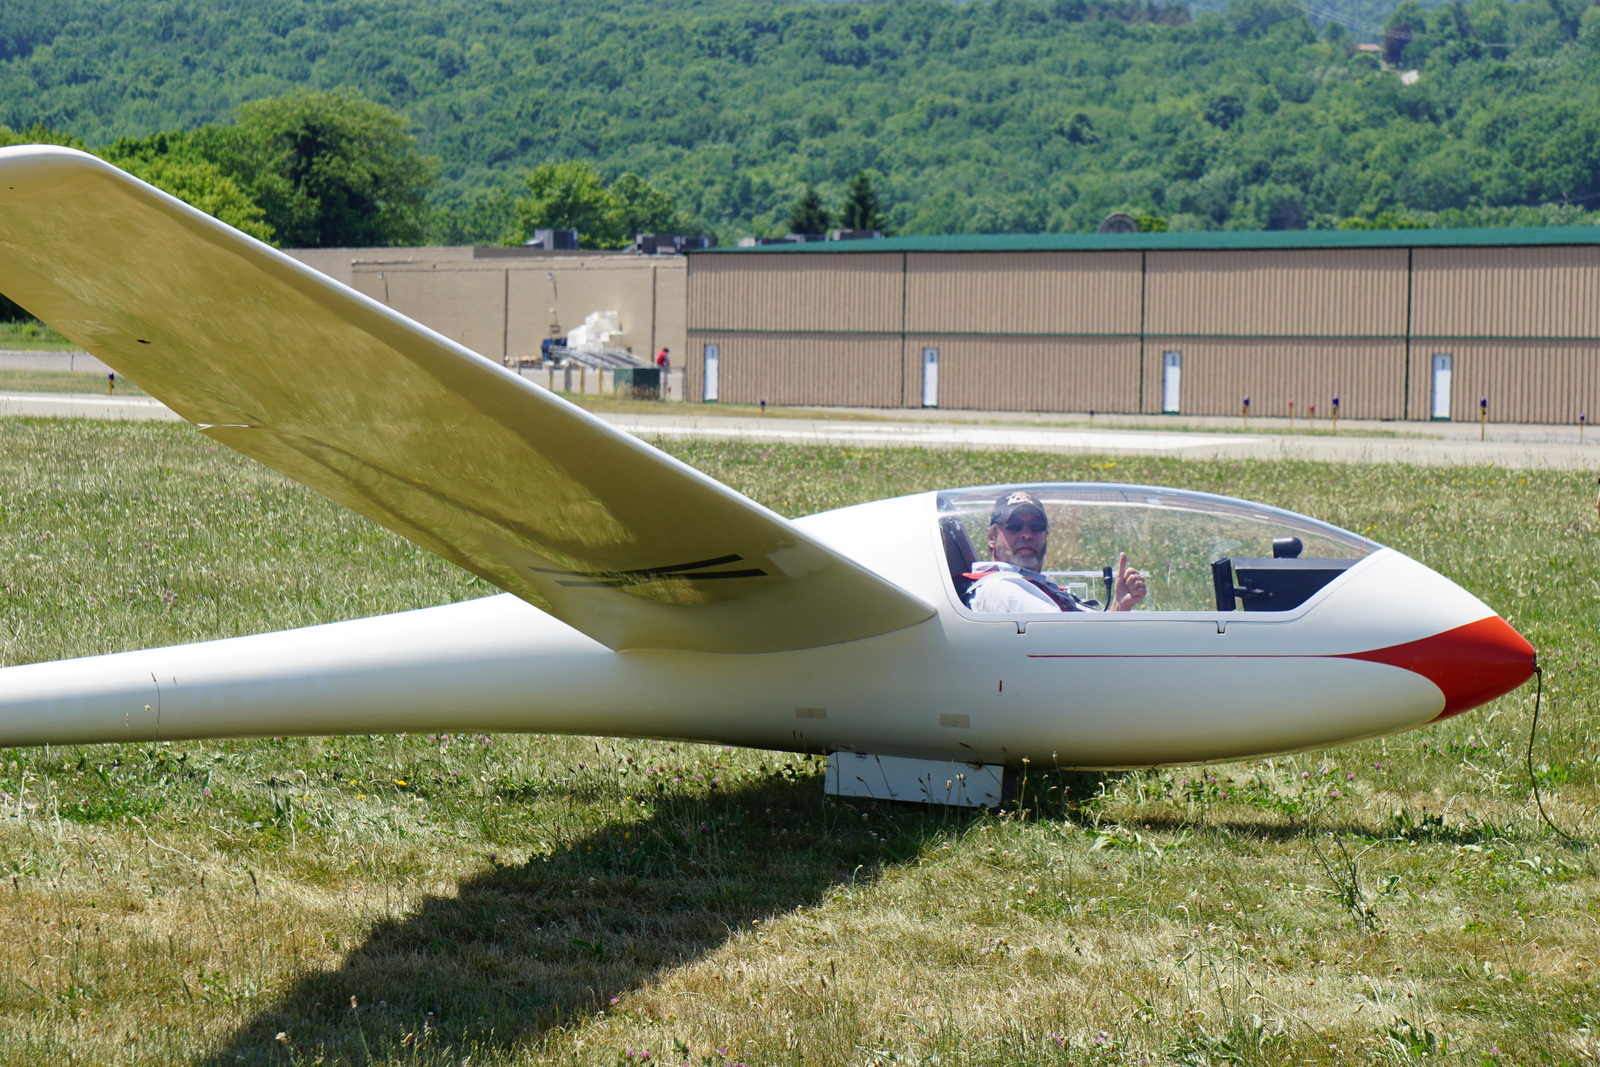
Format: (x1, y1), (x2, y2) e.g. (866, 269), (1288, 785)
(426, 187), (520, 246)
(207, 90), (437, 248)
(1225, 0), (1305, 37)
(1384, 0), (1428, 63)
(1581, 5), (1600, 48)
(1203, 90), (1247, 130)
(1, 0), (1599, 238)
(101, 131), (273, 242)
(612, 172), (686, 239)
(513, 161), (623, 248)
(1338, 211), (1430, 230)
(1057, 111), (1100, 145)
(788, 185), (831, 235)
(838, 171), (889, 233)
(0, 124), (83, 150)
(511, 165), (687, 249)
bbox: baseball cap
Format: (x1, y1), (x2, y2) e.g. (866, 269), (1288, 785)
(990, 489), (1047, 526)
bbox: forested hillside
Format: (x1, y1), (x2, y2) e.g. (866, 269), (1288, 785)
(0, 0), (1597, 244)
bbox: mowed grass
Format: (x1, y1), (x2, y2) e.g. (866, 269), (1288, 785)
(0, 417), (1594, 1067)
(0, 367), (149, 396)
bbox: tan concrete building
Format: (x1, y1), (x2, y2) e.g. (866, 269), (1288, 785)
(684, 229), (1600, 424)
(288, 246), (686, 365)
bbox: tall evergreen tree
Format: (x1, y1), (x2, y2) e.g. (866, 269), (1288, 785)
(838, 172), (888, 233)
(788, 185), (831, 235)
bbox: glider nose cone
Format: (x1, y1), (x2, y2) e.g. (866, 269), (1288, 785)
(1421, 615), (1536, 720)
(1347, 615), (1536, 722)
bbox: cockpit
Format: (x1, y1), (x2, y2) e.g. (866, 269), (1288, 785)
(938, 484), (1379, 614)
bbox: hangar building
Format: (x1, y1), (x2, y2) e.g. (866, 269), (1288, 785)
(290, 245), (686, 364)
(684, 228), (1600, 424)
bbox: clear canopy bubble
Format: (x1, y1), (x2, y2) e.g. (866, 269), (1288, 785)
(937, 484), (1379, 613)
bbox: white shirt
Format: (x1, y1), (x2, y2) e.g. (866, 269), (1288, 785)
(968, 561), (1072, 613)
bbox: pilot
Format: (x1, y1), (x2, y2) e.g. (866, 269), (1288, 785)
(968, 490), (1147, 613)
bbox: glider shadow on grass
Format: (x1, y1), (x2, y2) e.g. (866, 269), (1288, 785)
(193, 773), (987, 1066)
(191, 770), (1453, 1066)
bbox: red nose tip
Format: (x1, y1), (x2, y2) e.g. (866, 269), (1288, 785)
(1341, 616), (1536, 721)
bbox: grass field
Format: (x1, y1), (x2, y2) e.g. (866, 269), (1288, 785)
(0, 367), (149, 396)
(0, 417), (1594, 1066)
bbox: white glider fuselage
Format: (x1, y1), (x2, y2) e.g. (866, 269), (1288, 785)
(0, 148), (1535, 769)
(0, 490), (1534, 768)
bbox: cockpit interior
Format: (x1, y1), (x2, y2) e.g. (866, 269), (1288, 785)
(938, 484), (1378, 614)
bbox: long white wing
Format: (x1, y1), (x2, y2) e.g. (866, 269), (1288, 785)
(0, 147), (934, 653)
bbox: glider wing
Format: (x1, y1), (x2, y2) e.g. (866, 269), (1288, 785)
(0, 147), (934, 652)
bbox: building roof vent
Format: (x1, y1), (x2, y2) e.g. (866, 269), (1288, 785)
(527, 229), (579, 250)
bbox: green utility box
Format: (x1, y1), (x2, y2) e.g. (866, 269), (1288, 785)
(613, 366), (662, 400)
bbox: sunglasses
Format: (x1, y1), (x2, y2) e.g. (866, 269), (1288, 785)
(1001, 520), (1048, 534)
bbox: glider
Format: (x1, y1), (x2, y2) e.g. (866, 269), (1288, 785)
(0, 148), (1535, 805)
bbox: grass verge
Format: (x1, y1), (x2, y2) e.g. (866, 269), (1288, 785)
(0, 367), (149, 396)
(0, 417), (1593, 1066)
(0, 320), (79, 350)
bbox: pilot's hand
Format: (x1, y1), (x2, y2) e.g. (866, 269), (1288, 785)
(1110, 551), (1147, 611)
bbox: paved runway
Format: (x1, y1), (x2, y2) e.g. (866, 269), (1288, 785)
(0, 348), (113, 374)
(598, 413), (1598, 471)
(0, 391), (174, 420)
(1, 389), (1594, 471)
(604, 415), (1251, 455)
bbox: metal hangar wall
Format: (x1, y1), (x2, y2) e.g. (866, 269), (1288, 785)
(289, 246), (687, 366)
(683, 228), (1600, 424)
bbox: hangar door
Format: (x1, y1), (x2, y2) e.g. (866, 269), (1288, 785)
(921, 347), (939, 407)
(1162, 351), (1182, 413)
(1430, 352), (1452, 420)
(703, 343), (720, 402)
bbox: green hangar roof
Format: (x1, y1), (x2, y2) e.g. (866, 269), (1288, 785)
(695, 226), (1600, 254)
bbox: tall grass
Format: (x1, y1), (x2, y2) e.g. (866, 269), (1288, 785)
(0, 320), (78, 350)
(0, 417), (1593, 1066)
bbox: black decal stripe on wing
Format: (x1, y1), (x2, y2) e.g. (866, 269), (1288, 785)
(555, 568), (769, 588)
(530, 553), (748, 580)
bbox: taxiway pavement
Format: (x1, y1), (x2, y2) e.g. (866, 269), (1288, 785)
(0, 382), (1594, 471)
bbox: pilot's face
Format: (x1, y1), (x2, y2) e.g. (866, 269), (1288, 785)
(989, 507), (1049, 571)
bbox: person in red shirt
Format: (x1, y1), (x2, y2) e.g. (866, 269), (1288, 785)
(655, 348), (670, 369)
